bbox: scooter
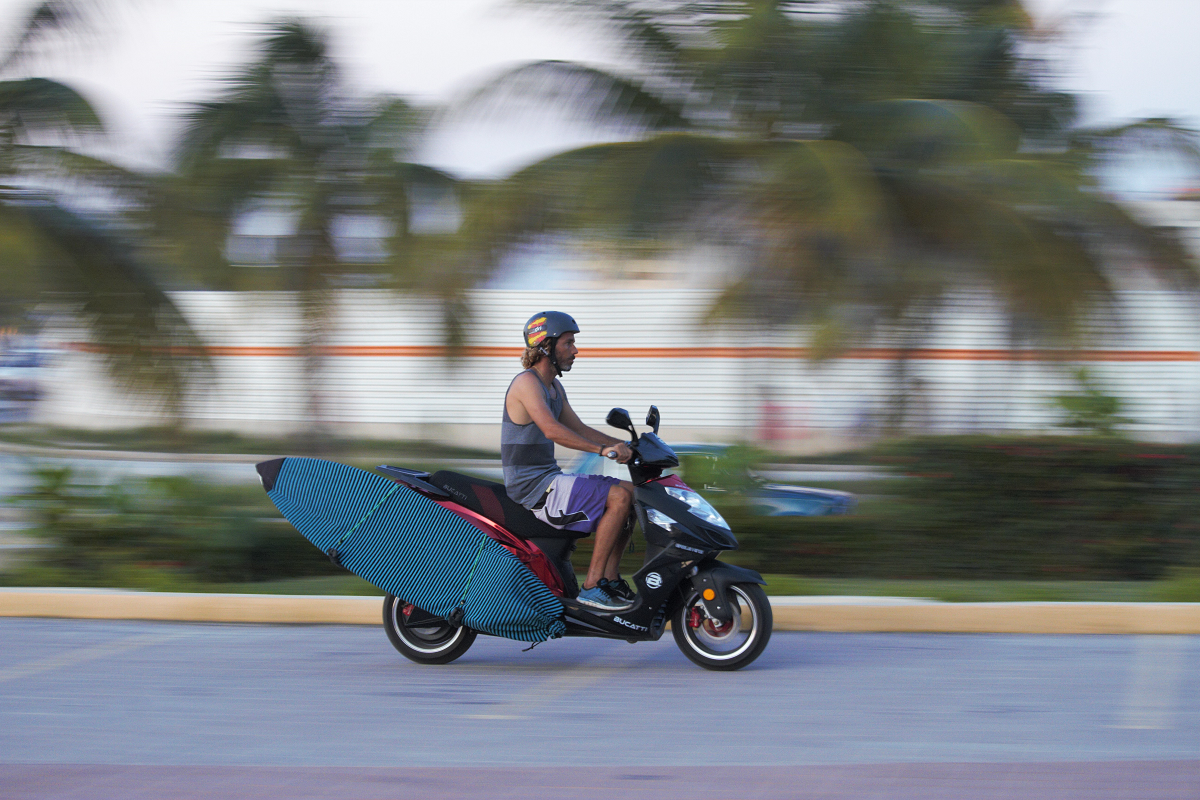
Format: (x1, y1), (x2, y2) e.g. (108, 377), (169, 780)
(377, 406), (771, 671)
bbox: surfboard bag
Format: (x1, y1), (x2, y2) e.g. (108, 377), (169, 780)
(259, 457), (566, 643)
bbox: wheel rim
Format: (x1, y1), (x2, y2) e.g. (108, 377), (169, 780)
(681, 585), (760, 662)
(390, 600), (466, 655)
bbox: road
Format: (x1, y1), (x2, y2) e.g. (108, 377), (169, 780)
(1, 619), (1197, 798)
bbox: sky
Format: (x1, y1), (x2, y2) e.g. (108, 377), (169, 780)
(3, 0), (1198, 183)
(1025, 0), (1200, 126)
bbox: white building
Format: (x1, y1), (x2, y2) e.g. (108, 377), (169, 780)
(34, 281), (1200, 453)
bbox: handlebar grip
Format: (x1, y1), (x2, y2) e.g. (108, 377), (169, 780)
(605, 450), (618, 459)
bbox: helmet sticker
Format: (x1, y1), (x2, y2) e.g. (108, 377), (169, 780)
(524, 311), (578, 349)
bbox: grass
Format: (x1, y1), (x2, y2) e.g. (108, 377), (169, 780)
(201, 575), (385, 596)
(33, 571), (1190, 602)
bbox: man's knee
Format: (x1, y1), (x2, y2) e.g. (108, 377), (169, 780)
(606, 483), (633, 514)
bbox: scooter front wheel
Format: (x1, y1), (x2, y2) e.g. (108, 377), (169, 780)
(672, 583), (772, 671)
(383, 595), (477, 665)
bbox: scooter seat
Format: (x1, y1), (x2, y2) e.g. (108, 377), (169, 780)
(429, 471), (588, 541)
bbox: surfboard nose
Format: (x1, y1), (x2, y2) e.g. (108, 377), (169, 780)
(256, 458), (285, 492)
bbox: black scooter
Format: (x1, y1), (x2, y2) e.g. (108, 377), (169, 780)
(379, 406), (771, 671)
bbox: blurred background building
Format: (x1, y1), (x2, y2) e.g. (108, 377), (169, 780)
(31, 279), (1200, 453)
(2, 0), (1200, 454)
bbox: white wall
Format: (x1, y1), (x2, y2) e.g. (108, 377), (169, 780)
(34, 288), (1200, 451)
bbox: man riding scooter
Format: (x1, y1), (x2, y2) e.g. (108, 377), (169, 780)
(502, 311), (637, 611)
(261, 309), (773, 668)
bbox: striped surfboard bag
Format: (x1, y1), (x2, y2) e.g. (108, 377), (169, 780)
(263, 457), (565, 643)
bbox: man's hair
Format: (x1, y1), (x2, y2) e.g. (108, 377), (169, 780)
(521, 345), (544, 369)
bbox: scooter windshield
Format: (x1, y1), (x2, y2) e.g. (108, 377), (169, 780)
(635, 432), (678, 467)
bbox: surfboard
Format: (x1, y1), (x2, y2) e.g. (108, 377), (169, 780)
(257, 456), (564, 642)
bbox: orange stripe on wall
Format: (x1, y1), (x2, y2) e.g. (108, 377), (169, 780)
(63, 343), (1200, 362)
(578, 347), (1200, 361)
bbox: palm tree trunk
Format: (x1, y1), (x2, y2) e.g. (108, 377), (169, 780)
(290, 227), (337, 455)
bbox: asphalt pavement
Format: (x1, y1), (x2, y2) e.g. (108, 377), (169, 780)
(1, 619), (1197, 798)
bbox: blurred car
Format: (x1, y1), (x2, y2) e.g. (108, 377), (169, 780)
(569, 444), (857, 517)
(0, 347), (43, 421)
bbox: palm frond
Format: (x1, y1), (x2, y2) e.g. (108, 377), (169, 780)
(10, 143), (135, 185)
(459, 60), (688, 132)
(513, 0), (695, 65)
(360, 95), (430, 158)
(841, 99), (1021, 166)
(473, 133), (743, 251)
(3, 191), (210, 414)
(0, 77), (102, 139)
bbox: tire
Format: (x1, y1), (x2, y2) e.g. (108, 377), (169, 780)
(672, 583), (772, 671)
(383, 595), (477, 665)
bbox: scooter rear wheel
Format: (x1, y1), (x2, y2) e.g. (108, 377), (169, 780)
(672, 583), (772, 671)
(383, 595), (477, 665)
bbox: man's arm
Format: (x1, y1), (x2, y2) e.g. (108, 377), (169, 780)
(558, 386), (623, 446)
(510, 373), (613, 455)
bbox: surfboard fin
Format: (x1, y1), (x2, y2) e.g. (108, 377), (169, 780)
(256, 458), (285, 492)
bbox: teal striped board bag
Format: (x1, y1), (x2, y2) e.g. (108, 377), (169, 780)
(260, 457), (565, 643)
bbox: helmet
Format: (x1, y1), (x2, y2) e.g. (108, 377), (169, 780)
(523, 311), (580, 376)
(523, 311), (579, 349)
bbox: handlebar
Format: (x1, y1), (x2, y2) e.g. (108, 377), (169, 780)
(603, 441), (634, 460)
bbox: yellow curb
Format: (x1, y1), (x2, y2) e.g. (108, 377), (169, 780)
(0, 591), (381, 625)
(2, 592), (1199, 633)
(770, 602), (1200, 634)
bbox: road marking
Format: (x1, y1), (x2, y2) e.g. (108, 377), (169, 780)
(459, 651), (653, 720)
(0, 631), (181, 684)
(1116, 635), (1186, 729)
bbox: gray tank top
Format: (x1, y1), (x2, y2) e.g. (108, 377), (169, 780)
(501, 370), (564, 508)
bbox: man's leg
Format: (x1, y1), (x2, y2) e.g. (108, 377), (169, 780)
(603, 481), (635, 581)
(583, 482), (633, 591)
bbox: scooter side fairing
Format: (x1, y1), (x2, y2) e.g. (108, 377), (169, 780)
(258, 457), (565, 643)
(559, 612), (654, 640)
(432, 498), (566, 597)
(558, 602), (670, 641)
(555, 544), (700, 640)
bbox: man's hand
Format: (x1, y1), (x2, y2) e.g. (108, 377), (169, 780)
(601, 442), (633, 463)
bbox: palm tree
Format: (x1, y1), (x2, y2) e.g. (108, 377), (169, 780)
(458, 0), (1196, 429)
(160, 19), (462, 445)
(0, 1), (205, 416)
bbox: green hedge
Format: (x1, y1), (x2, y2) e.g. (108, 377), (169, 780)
(4, 468), (339, 589)
(722, 436), (1200, 580)
(8, 436), (1200, 589)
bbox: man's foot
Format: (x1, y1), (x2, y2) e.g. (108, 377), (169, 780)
(576, 583), (632, 611)
(602, 577), (636, 602)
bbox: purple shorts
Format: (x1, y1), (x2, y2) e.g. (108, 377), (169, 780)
(532, 474), (622, 534)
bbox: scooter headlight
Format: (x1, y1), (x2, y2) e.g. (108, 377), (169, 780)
(663, 487), (730, 530)
(646, 507), (682, 531)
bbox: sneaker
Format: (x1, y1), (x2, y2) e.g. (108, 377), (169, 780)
(602, 577), (636, 603)
(576, 584), (632, 611)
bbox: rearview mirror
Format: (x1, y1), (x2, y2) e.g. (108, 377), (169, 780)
(606, 408), (633, 433)
(645, 405), (660, 434)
